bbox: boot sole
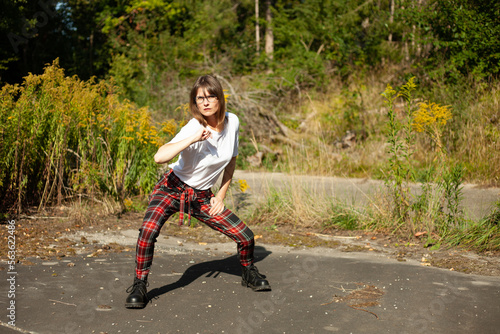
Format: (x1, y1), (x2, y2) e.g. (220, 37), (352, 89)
(242, 280), (272, 292)
(125, 302), (147, 309)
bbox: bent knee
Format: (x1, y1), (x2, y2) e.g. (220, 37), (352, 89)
(240, 228), (255, 244)
(138, 225), (161, 243)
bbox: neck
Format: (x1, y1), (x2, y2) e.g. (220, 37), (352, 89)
(208, 122), (222, 132)
(206, 115), (224, 131)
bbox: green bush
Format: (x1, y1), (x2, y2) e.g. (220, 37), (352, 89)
(0, 60), (176, 213)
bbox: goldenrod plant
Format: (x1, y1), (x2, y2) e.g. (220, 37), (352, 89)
(381, 78), (416, 231)
(413, 99), (464, 235)
(0, 60), (177, 213)
(380, 77), (465, 244)
(413, 101), (452, 156)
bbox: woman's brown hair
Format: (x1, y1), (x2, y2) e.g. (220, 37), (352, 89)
(189, 75), (226, 127)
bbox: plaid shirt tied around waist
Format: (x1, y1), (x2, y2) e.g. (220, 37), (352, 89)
(161, 170), (213, 226)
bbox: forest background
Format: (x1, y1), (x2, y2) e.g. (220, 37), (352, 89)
(1, 0), (499, 251)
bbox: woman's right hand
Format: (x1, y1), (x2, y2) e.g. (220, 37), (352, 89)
(154, 126), (212, 164)
(193, 127), (212, 143)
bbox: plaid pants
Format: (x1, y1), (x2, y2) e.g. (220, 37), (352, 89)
(135, 170), (255, 280)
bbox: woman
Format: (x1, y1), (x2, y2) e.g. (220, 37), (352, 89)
(125, 75), (271, 309)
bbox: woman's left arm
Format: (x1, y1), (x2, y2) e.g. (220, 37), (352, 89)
(209, 156), (237, 216)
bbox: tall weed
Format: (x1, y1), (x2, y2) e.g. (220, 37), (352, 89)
(381, 78), (416, 229)
(0, 60), (177, 213)
(380, 77), (464, 240)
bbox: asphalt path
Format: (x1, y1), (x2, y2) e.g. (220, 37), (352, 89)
(1, 232), (500, 334)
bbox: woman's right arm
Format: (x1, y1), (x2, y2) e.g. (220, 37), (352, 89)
(154, 126), (211, 164)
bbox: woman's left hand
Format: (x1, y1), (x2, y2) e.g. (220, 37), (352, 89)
(209, 196), (225, 216)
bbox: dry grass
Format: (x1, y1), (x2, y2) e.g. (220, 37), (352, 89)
(455, 85), (500, 185)
(67, 197), (123, 226)
(247, 181), (333, 230)
(254, 71), (500, 187)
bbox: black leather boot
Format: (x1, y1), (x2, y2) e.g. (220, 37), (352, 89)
(241, 264), (271, 291)
(125, 278), (148, 309)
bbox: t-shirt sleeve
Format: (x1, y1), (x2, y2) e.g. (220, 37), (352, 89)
(232, 115), (239, 157)
(168, 119), (201, 144)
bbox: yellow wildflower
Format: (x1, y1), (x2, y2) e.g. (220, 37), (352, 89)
(413, 101), (452, 133)
(124, 198), (133, 209)
(238, 179), (249, 193)
(161, 119), (177, 136)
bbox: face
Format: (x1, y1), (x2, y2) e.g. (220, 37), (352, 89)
(196, 87), (219, 119)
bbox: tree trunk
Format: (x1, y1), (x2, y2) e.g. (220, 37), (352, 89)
(403, 32), (409, 63)
(255, 0), (260, 55)
(388, 0), (394, 42)
(264, 0), (273, 60)
(416, 0), (423, 57)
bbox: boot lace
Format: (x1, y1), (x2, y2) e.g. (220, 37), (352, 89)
(126, 278), (148, 293)
(246, 265), (266, 280)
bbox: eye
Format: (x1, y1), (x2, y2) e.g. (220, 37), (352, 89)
(195, 95), (218, 104)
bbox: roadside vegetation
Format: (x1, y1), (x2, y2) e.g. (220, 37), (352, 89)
(0, 61), (178, 214)
(244, 76), (500, 252)
(1, 0), (499, 254)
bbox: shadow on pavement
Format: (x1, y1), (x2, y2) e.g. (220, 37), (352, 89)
(147, 246), (271, 301)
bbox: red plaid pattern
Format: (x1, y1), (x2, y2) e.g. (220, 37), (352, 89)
(135, 170), (255, 280)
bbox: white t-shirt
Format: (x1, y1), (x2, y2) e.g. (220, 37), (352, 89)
(168, 112), (239, 190)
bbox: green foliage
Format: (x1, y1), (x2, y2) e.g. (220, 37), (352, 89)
(323, 203), (359, 231)
(448, 201), (500, 251)
(405, 0), (500, 81)
(235, 144), (254, 171)
(440, 163), (465, 230)
(1, 0), (499, 92)
(0, 60), (175, 213)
